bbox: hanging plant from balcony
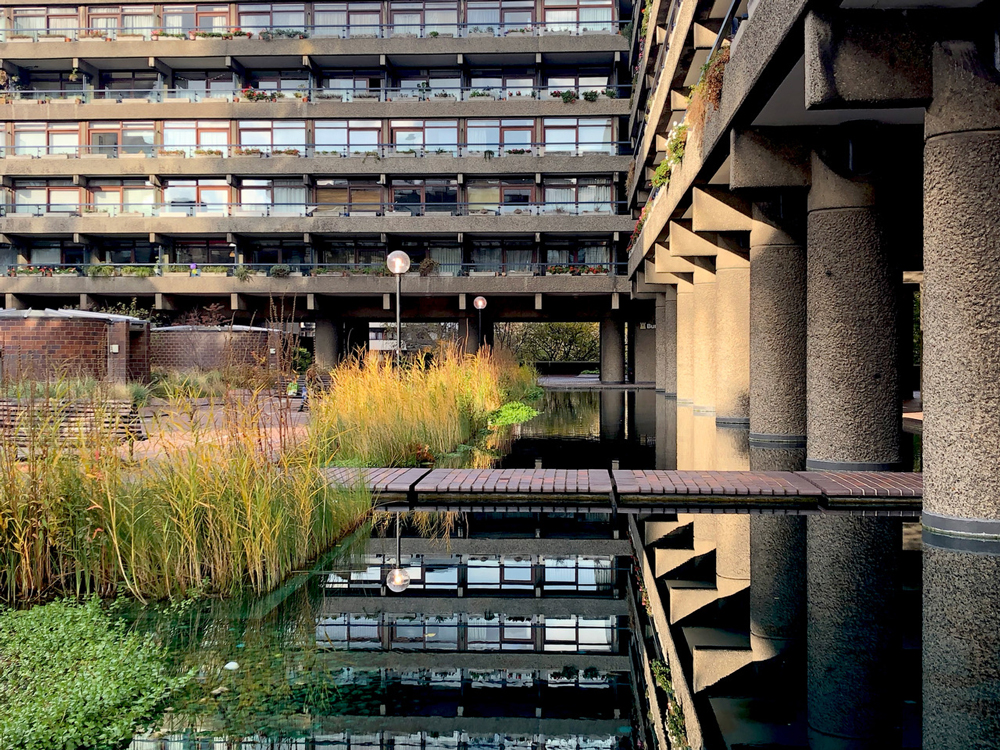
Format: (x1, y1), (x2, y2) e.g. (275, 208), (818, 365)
(687, 41), (731, 145)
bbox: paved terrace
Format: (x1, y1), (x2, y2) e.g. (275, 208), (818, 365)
(322, 468), (922, 517)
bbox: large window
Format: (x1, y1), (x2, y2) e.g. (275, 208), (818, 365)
(389, 0), (458, 37)
(390, 179), (458, 215)
(90, 180), (156, 216)
(545, 71), (609, 99)
(163, 120), (230, 156)
(103, 239), (157, 264)
(88, 121), (155, 157)
(546, 237), (612, 267)
(13, 122), (80, 156)
(469, 237), (535, 273)
(466, 0), (533, 33)
(86, 5), (156, 36)
(174, 239), (233, 265)
(543, 117), (613, 155)
(320, 74), (383, 102)
(163, 179), (230, 215)
(174, 72), (236, 99)
(238, 179), (307, 215)
(390, 119), (458, 155)
(247, 238), (309, 266)
(315, 120), (382, 155)
(236, 2), (306, 33)
(543, 0), (613, 33)
(317, 239), (385, 266)
(466, 118), (534, 154)
(96, 72), (158, 100)
(542, 177), (612, 214)
(466, 178), (534, 215)
(313, 2), (381, 38)
(246, 70), (309, 95)
(162, 4), (230, 33)
(12, 6), (80, 35)
(13, 180), (81, 214)
(315, 179), (382, 216)
(237, 120), (306, 154)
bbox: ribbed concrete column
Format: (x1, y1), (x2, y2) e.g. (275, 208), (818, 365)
(692, 267), (717, 413)
(715, 249), (750, 426)
(655, 391), (676, 470)
(922, 40), (1000, 750)
(600, 317), (625, 383)
(806, 141), (902, 749)
(676, 279), (695, 404)
(314, 319), (339, 371)
(655, 288), (677, 395)
(750, 196), (807, 446)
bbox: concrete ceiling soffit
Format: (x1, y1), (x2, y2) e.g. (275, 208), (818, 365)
(691, 186), (752, 233)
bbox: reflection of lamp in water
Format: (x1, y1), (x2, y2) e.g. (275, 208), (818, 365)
(386, 513), (410, 593)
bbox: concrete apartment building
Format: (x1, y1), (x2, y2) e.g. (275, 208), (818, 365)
(0, 0), (654, 379)
(622, 0), (1000, 748)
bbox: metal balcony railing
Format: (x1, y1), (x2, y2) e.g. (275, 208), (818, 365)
(0, 19), (631, 43)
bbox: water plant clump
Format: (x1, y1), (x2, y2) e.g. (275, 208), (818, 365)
(488, 401), (540, 426)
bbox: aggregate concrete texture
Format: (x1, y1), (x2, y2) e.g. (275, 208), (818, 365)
(655, 289), (678, 395)
(600, 317), (626, 384)
(715, 250), (751, 425)
(749, 515), (805, 662)
(676, 279), (695, 404)
(692, 267), (717, 413)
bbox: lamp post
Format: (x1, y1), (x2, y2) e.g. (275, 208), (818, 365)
(474, 296), (487, 352)
(385, 514), (410, 593)
(386, 251), (411, 364)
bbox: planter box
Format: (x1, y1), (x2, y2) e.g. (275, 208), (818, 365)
(388, 152), (418, 157)
(158, 211), (189, 218)
(506, 270), (534, 276)
(38, 36), (69, 42)
(469, 270), (498, 277)
(7, 37), (35, 43)
(39, 153), (70, 159)
(231, 210), (266, 217)
(431, 95), (456, 102)
(48, 98), (82, 104)
(314, 271), (348, 277)
(90, 99), (122, 105)
(163, 271), (191, 276)
(78, 36), (109, 42)
(7, 154), (33, 160)
(468, 31), (495, 37)
(117, 34), (146, 41)
(119, 152), (147, 159)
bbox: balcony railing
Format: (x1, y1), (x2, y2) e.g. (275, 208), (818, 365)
(0, 20), (631, 43)
(3, 200), (624, 218)
(1, 84), (630, 105)
(2, 139), (629, 159)
(5, 261), (628, 278)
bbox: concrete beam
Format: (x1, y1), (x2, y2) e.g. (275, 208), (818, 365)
(668, 221), (735, 259)
(225, 56), (246, 82)
(154, 293), (176, 311)
(691, 187), (752, 233)
(147, 57), (172, 77)
(534, 293), (542, 310)
(4, 293), (26, 310)
(645, 258), (682, 285)
(79, 293), (95, 311)
(230, 293), (246, 311)
(654, 246), (702, 275)
(730, 128), (812, 190)
(804, 9), (931, 110)
(71, 58), (99, 80)
(670, 90), (689, 111)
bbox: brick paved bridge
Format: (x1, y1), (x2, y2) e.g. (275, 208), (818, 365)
(321, 468), (922, 517)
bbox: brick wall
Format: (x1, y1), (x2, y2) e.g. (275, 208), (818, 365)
(0, 318), (110, 381)
(128, 327), (151, 383)
(150, 328), (286, 371)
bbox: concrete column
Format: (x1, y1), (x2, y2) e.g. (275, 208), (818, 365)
(806, 149), (900, 471)
(314, 319), (339, 371)
(599, 317), (625, 384)
(805, 137), (902, 749)
(922, 40), (1000, 750)
(750, 196), (807, 446)
(626, 318), (637, 383)
(655, 391), (676, 470)
(750, 515), (805, 662)
(692, 266), (717, 413)
(655, 288), (677, 395)
(676, 279), (695, 404)
(715, 249), (750, 426)
(714, 427), (750, 599)
(460, 317), (480, 354)
(599, 389), (624, 443)
(634, 321), (657, 384)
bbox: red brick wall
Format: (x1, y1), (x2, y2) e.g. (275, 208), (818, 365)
(0, 318), (110, 381)
(150, 329), (285, 371)
(128, 327), (151, 383)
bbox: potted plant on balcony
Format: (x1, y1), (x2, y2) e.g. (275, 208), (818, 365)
(505, 148), (530, 155)
(272, 148), (301, 157)
(200, 265), (230, 275)
(163, 264), (191, 276)
(241, 87), (278, 102)
(269, 264), (291, 277)
(505, 27), (532, 36)
(603, 87), (617, 99)
(120, 265), (156, 277)
(17, 265), (47, 276)
(233, 146), (263, 157)
(193, 148), (224, 157)
(158, 149), (186, 157)
(433, 90), (456, 102)
(548, 665), (579, 687)
(230, 28), (252, 38)
(547, 265), (569, 275)
(86, 264), (117, 277)
(79, 31), (108, 42)
(312, 266), (348, 277)
(583, 90), (599, 102)
(418, 257), (439, 277)
(53, 266), (80, 276)
(468, 26), (495, 38)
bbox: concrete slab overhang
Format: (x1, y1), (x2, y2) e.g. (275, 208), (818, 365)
(691, 186), (752, 233)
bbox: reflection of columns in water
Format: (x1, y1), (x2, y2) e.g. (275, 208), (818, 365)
(692, 267), (717, 412)
(714, 427), (750, 598)
(922, 40), (1000, 750)
(599, 389), (625, 443)
(655, 392), (677, 471)
(655, 289), (677, 395)
(676, 403), (694, 472)
(691, 411), (717, 471)
(806, 140), (901, 749)
(633, 389), (656, 446)
(676, 278), (695, 405)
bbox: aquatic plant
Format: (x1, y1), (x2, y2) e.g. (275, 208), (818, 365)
(488, 401), (540, 427)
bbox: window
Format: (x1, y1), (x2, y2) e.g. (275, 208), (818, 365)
(163, 121), (230, 156)
(470, 70), (534, 99)
(317, 614), (381, 650)
(238, 179), (307, 215)
(173, 239), (232, 264)
(317, 239), (385, 266)
(542, 177), (612, 214)
(95, 72), (158, 100)
(246, 70), (309, 95)
(162, 4), (230, 34)
(469, 237), (536, 273)
(12, 6), (80, 35)
(13, 122), (80, 156)
(321, 74), (383, 103)
(174, 72), (236, 99)
(13, 180), (80, 215)
(247, 238), (308, 266)
(390, 179), (458, 215)
(466, 179), (534, 215)
(22, 72), (83, 97)
(466, 118), (534, 155)
(543, 118), (613, 155)
(88, 121), (155, 157)
(388, 0), (457, 37)
(467, 0), (533, 33)
(315, 120), (382, 155)
(237, 120), (306, 154)
(545, 72), (609, 99)
(313, 2), (381, 38)
(26, 240), (85, 266)
(90, 180), (156, 216)
(543, 0), (613, 34)
(390, 120), (458, 155)
(163, 179), (230, 215)
(502, 617), (534, 650)
(315, 179), (382, 216)
(86, 6), (156, 37)
(102, 238), (157, 264)
(236, 3), (305, 33)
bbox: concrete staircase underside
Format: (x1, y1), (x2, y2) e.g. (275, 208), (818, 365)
(655, 539), (716, 578)
(683, 627), (754, 693)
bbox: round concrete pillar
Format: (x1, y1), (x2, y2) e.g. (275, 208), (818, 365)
(314, 318), (340, 371)
(807, 516), (900, 749)
(676, 279), (695, 404)
(655, 391), (677, 470)
(715, 249), (750, 426)
(692, 267), (717, 413)
(676, 403), (694, 471)
(806, 150), (900, 471)
(750, 197), (807, 446)
(600, 317), (625, 383)
(750, 515), (805, 662)
(655, 288), (678, 395)
(922, 40), (1000, 749)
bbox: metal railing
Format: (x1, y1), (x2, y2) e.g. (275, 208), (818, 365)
(1, 139), (630, 159)
(4, 200), (625, 218)
(6, 261), (628, 278)
(1, 83), (630, 105)
(0, 19), (630, 43)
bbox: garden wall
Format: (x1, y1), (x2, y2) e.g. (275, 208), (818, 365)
(150, 326), (286, 371)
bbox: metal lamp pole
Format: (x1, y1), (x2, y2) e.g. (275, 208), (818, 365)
(386, 251), (411, 364)
(474, 296), (487, 351)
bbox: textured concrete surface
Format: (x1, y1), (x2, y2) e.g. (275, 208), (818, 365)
(600, 389), (625, 441)
(692, 410), (718, 472)
(655, 392), (677, 470)
(749, 515), (805, 661)
(749, 198), (807, 441)
(655, 289), (678, 395)
(314, 318), (339, 368)
(676, 279), (695, 404)
(693, 267), (717, 412)
(924, 545), (1000, 750)
(634, 325), (657, 383)
(715, 250), (750, 424)
(730, 127), (812, 190)
(715, 423), (750, 472)
(715, 515), (750, 595)
(806, 152), (899, 468)
(600, 317), (625, 383)
(676, 403), (694, 471)
(749, 445), (806, 472)
(807, 516), (900, 746)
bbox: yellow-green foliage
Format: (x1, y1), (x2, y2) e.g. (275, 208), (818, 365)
(309, 343), (536, 467)
(0, 389), (369, 603)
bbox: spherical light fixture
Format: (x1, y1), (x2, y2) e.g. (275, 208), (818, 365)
(473, 296), (487, 310)
(385, 566), (411, 593)
(386, 250), (411, 275)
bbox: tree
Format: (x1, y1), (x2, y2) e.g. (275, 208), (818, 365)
(495, 322), (600, 363)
